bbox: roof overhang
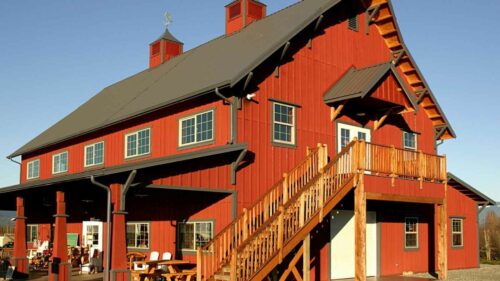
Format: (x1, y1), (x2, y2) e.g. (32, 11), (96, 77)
(1, 143), (247, 195)
(447, 172), (496, 206)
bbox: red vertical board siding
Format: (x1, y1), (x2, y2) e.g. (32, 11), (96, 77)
(446, 187), (479, 269)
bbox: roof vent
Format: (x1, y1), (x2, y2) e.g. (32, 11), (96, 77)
(225, 0), (267, 35)
(149, 28), (183, 68)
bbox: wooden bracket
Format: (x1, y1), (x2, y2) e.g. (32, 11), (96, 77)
(391, 49), (405, 66)
(330, 102), (345, 121)
(278, 244), (304, 281)
(365, 4), (381, 34)
(308, 15), (324, 49)
(415, 89), (428, 104)
(242, 71), (254, 93)
(434, 126), (447, 140)
(374, 108), (393, 130)
(275, 41), (291, 78)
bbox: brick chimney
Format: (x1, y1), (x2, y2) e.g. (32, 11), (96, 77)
(149, 28), (183, 68)
(225, 0), (266, 35)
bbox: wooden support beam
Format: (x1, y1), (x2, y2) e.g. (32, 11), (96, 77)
(434, 126), (447, 140)
(391, 49), (405, 66)
(308, 15), (324, 48)
(436, 202), (448, 280)
(365, 192), (444, 205)
(374, 108), (392, 130)
(303, 234), (310, 281)
(354, 174), (366, 281)
(278, 243), (304, 281)
(275, 41), (291, 78)
(415, 89), (428, 104)
(365, 4), (381, 34)
(330, 102), (345, 121)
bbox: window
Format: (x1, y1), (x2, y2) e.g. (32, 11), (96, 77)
(405, 217), (418, 249)
(52, 151), (68, 174)
(27, 159), (40, 180)
(451, 218), (463, 247)
(125, 128), (151, 158)
(403, 132), (417, 150)
(228, 2), (241, 19)
(178, 221), (213, 251)
(179, 110), (214, 147)
(151, 42), (160, 56)
(337, 123), (371, 152)
(126, 222), (150, 249)
(84, 141), (104, 167)
(27, 224), (38, 243)
(272, 102), (296, 145)
(348, 15), (358, 31)
(340, 128), (350, 150)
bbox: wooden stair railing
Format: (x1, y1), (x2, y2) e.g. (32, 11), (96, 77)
(197, 144), (328, 280)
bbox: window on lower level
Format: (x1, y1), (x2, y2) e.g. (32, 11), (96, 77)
(52, 151), (68, 174)
(27, 159), (40, 180)
(125, 128), (151, 158)
(126, 222), (150, 249)
(405, 217), (418, 249)
(178, 221), (213, 251)
(348, 15), (358, 31)
(179, 110), (214, 147)
(27, 224), (38, 243)
(84, 141), (104, 167)
(272, 102), (296, 145)
(403, 132), (417, 150)
(451, 218), (463, 247)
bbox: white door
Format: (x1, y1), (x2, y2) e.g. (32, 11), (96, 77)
(337, 123), (371, 152)
(82, 221), (103, 251)
(330, 210), (378, 279)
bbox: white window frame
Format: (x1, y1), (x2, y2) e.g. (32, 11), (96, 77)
(403, 131), (417, 150)
(26, 224), (38, 243)
(84, 141), (105, 167)
(272, 102), (296, 145)
(404, 217), (419, 249)
(178, 220), (214, 252)
(124, 128), (151, 159)
(126, 222), (150, 249)
(26, 159), (40, 180)
(52, 151), (68, 174)
(451, 218), (464, 247)
(178, 110), (215, 147)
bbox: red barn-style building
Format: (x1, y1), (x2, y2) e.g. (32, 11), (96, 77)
(0, 0), (495, 280)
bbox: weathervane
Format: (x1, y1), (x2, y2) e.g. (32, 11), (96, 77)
(164, 12), (173, 28)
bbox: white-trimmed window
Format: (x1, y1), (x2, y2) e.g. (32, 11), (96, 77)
(403, 132), (417, 150)
(405, 217), (418, 249)
(125, 128), (151, 158)
(451, 218), (464, 247)
(84, 141), (104, 167)
(27, 224), (38, 243)
(27, 159), (40, 179)
(179, 110), (214, 147)
(272, 102), (296, 145)
(126, 222), (150, 249)
(178, 221), (213, 251)
(52, 151), (68, 174)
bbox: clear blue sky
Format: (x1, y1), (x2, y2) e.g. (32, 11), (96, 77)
(0, 1), (499, 200)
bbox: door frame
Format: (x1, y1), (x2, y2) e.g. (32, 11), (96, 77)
(335, 121), (372, 153)
(82, 221), (104, 251)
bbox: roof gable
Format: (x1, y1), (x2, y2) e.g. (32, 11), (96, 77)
(447, 172), (496, 205)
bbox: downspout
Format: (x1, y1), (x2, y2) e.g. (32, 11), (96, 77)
(7, 156), (22, 184)
(90, 176), (112, 281)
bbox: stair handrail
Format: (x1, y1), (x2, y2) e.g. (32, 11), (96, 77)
(198, 144), (327, 279)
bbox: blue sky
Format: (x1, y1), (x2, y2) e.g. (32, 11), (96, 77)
(0, 0), (499, 201)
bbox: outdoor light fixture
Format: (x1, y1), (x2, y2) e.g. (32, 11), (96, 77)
(356, 112), (366, 117)
(246, 93), (256, 100)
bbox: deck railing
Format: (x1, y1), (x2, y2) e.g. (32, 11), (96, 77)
(197, 144), (328, 280)
(198, 140), (447, 281)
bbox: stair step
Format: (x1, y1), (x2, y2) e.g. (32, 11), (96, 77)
(214, 274), (231, 281)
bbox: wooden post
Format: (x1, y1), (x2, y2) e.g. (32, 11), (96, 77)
(243, 208), (248, 240)
(390, 145), (396, 186)
(418, 150), (424, 189)
(303, 234), (310, 281)
(299, 193), (305, 227)
(13, 197), (28, 275)
(277, 206), (284, 263)
(354, 174), (366, 281)
(283, 173), (289, 203)
(318, 172), (325, 222)
(196, 248), (202, 281)
(50, 192), (69, 281)
(436, 201), (448, 280)
(230, 250), (237, 281)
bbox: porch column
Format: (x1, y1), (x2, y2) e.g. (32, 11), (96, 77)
(110, 183), (130, 281)
(436, 202), (448, 280)
(354, 174), (366, 281)
(13, 197), (28, 274)
(49, 191), (70, 281)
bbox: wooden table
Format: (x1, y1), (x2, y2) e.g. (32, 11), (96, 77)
(135, 260), (195, 281)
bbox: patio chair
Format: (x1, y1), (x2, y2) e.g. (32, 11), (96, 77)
(158, 252), (172, 271)
(133, 251), (159, 272)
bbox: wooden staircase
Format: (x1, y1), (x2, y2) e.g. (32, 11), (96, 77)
(197, 140), (447, 281)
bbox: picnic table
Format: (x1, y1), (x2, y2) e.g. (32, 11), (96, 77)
(134, 259), (196, 281)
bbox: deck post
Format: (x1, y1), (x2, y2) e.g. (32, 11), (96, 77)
(49, 192), (70, 281)
(302, 234), (310, 281)
(436, 201), (448, 280)
(13, 197), (28, 275)
(110, 183), (131, 281)
(354, 174), (366, 281)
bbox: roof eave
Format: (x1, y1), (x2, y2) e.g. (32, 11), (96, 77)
(447, 172), (496, 205)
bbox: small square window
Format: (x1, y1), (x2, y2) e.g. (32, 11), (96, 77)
(178, 221), (213, 252)
(52, 151), (68, 174)
(27, 159), (40, 179)
(272, 102), (296, 146)
(405, 217), (418, 249)
(126, 222), (150, 249)
(403, 132), (417, 150)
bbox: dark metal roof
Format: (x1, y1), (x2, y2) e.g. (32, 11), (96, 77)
(153, 28), (183, 44)
(9, 0), (341, 158)
(447, 172), (496, 205)
(322, 61), (417, 108)
(1, 143), (246, 194)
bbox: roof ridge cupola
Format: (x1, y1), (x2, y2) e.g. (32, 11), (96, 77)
(149, 13), (183, 68)
(225, 0), (267, 35)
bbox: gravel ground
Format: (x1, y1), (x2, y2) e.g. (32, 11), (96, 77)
(412, 264), (500, 281)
